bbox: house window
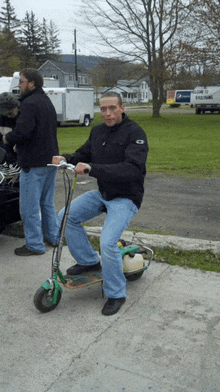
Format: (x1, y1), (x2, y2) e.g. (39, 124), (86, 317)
(69, 75), (74, 81)
(51, 75), (58, 80)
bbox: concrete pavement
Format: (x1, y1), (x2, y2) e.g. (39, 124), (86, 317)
(1, 232), (220, 392)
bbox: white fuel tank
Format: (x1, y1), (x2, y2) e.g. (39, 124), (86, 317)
(123, 253), (144, 272)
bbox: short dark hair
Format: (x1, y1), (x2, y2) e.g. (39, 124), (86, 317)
(101, 91), (123, 106)
(20, 68), (43, 88)
(0, 92), (20, 115)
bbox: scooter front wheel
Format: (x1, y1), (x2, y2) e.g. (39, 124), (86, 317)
(34, 287), (61, 313)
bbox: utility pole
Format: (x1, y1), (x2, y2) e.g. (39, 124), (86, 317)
(74, 29), (78, 85)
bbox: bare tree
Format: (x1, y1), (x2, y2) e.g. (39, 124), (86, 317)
(90, 58), (133, 86)
(176, 0), (220, 81)
(81, 0), (184, 117)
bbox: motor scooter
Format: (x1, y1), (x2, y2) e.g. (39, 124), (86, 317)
(34, 161), (154, 313)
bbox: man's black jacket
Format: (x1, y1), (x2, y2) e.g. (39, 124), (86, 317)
(65, 114), (148, 209)
(6, 88), (59, 171)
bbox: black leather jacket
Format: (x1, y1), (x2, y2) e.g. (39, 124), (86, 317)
(65, 113), (148, 209)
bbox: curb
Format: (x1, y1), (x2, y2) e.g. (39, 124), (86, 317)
(85, 227), (220, 254)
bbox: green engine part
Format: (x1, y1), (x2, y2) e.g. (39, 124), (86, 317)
(119, 244), (142, 258)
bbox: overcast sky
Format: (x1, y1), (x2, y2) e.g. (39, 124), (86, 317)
(9, 0), (102, 56)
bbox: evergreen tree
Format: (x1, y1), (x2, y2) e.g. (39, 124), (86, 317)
(0, 0), (21, 35)
(48, 20), (61, 55)
(41, 18), (50, 54)
(0, 30), (23, 76)
(39, 18), (51, 63)
(21, 11), (43, 59)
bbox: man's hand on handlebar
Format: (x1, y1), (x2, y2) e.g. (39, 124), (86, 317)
(75, 162), (91, 175)
(52, 156), (66, 165)
(51, 157), (91, 175)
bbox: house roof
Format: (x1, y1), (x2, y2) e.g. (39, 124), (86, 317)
(117, 79), (148, 87)
(98, 86), (137, 94)
(39, 55), (105, 75)
(38, 60), (76, 75)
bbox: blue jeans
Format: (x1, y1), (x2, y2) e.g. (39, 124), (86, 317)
(19, 167), (59, 252)
(58, 190), (138, 298)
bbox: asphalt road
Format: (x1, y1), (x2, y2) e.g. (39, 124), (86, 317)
(95, 104), (195, 115)
(78, 105), (219, 242)
(54, 172), (220, 242)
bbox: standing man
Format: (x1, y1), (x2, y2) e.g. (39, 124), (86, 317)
(2, 69), (59, 256)
(53, 92), (148, 316)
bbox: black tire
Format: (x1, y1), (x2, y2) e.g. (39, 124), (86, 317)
(125, 270), (144, 281)
(34, 287), (62, 313)
(83, 115), (91, 127)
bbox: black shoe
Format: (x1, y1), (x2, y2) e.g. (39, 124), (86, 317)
(66, 262), (101, 275)
(102, 297), (126, 316)
(14, 245), (45, 256)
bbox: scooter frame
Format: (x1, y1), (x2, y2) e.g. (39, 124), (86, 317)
(38, 161), (76, 308)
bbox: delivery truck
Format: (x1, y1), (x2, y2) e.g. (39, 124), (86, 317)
(191, 86), (220, 114)
(43, 87), (94, 126)
(166, 89), (193, 107)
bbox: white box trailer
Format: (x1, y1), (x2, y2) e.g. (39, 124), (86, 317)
(8, 72), (59, 95)
(0, 77), (13, 94)
(191, 86), (220, 114)
(43, 87), (94, 126)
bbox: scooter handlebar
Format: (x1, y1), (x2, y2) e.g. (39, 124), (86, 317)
(47, 161), (75, 171)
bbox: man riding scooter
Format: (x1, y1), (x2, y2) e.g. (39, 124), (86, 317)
(52, 91), (149, 316)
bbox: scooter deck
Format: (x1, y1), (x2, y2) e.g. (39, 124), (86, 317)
(62, 271), (103, 290)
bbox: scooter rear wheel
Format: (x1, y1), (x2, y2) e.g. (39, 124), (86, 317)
(125, 270), (144, 281)
(34, 287), (61, 313)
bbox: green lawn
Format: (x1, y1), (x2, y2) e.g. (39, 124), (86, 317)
(57, 113), (220, 177)
(89, 237), (220, 273)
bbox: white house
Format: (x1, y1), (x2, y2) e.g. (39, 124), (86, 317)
(96, 79), (152, 103)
